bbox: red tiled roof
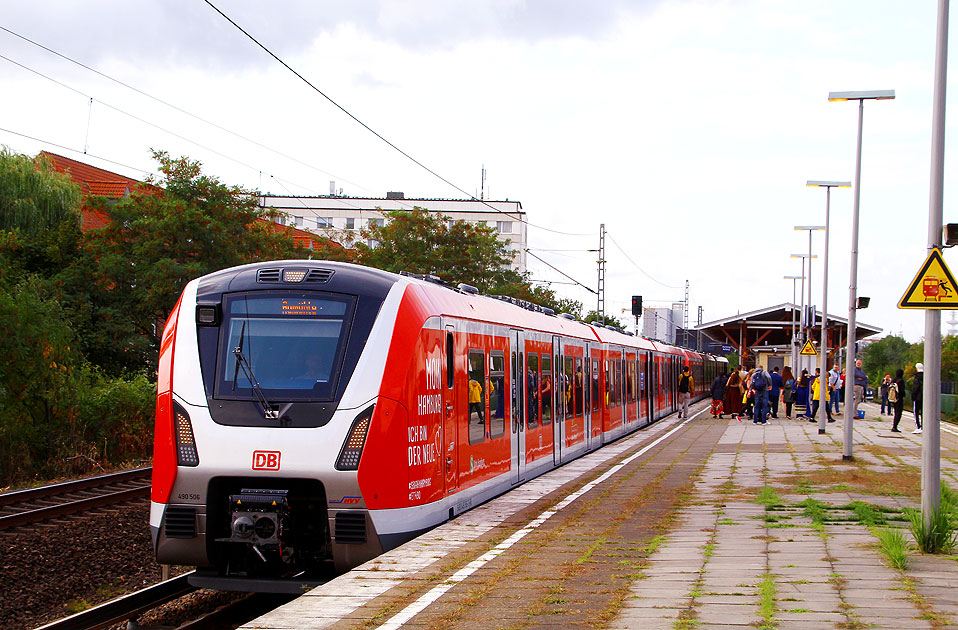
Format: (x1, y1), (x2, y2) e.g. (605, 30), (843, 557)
(84, 181), (131, 197)
(40, 151), (145, 198)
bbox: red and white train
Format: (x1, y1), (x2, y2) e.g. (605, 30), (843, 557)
(151, 260), (724, 590)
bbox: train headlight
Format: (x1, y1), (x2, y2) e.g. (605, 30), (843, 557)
(232, 515), (254, 539)
(335, 405), (374, 470)
(173, 402), (200, 467)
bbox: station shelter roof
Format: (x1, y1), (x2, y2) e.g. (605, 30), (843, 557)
(694, 303), (882, 366)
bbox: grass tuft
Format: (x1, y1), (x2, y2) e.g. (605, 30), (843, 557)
(875, 527), (909, 570)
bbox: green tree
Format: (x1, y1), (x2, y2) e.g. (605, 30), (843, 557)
(78, 151), (311, 374)
(861, 335), (915, 383)
(356, 207), (516, 291)
(0, 279), (83, 481)
(0, 148), (81, 235)
(584, 310), (624, 329)
(354, 207), (587, 315)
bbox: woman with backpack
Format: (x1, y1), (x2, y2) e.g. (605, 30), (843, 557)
(879, 374), (892, 416)
(890, 368), (905, 433)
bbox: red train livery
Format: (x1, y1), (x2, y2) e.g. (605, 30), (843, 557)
(150, 261), (724, 590)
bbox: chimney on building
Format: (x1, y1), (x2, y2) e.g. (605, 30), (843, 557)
(329, 181), (336, 196)
(386, 191), (404, 200)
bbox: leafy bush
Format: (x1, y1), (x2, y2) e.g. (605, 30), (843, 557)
(74, 367), (155, 469)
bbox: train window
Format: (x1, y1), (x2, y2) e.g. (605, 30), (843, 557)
(563, 356), (573, 419)
(489, 353), (506, 439)
(541, 354), (553, 426)
(526, 353), (539, 429)
(468, 350), (486, 445)
(615, 359), (625, 405)
(626, 359), (635, 403)
(574, 357), (583, 417)
(217, 292), (353, 402)
(446, 332), (454, 389)
(604, 360), (611, 408)
(511, 351), (520, 434)
(591, 359), (600, 413)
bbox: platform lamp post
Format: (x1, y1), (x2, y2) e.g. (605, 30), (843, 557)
(790, 252), (819, 343)
(784, 274), (805, 371)
(807, 182), (851, 434)
(829, 89), (895, 461)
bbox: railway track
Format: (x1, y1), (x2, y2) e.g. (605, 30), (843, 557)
(0, 467), (152, 532)
(33, 571), (302, 630)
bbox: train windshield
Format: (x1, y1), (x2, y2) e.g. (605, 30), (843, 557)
(216, 293), (354, 401)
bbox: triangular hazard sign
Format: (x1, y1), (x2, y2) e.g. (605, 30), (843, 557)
(800, 339), (817, 356)
(899, 248), (958, 309)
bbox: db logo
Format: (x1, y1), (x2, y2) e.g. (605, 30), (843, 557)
(252, 450), (281, 471)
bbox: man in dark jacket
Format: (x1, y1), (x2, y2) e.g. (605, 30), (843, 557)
(769, 366), (783, 419)
(912, 363), (924, 434)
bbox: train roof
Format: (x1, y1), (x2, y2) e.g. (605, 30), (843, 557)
(191, 260), (716, 356)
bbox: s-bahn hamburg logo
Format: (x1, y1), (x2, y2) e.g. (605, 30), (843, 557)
(252, 450), (281, 470)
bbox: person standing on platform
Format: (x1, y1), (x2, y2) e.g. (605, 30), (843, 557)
(839, 368), (847, 406)
(853, 359), (869, 418)
(912, 363), (924, 434)
(809, 368), (834, 423)
(880, 374), (892, 416)
(891, 368), (906, 432)
(724, 369), (744, 420)
(828, 364), (841, 415)
(751, 365), (770, 425)
(796, 369), (810, 418)
(768, 366), (783, 419)
(743, 368), (755, 420)
(677, 365), (693, 419)
(710, 371), (726, 418)
(781, 366), (796, 419)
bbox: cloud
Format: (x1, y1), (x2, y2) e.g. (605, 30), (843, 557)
(2, 0), (660, 72)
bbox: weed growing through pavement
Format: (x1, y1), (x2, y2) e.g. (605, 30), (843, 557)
(756, 485), (781, 506)
(757, 573), (776, 629)
(874, 527), (909, 570)
(907, 503), (958, 554)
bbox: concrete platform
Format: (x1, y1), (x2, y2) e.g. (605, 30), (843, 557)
(241, 400), (958, 630)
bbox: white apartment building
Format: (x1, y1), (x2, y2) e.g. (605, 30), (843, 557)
(260, 191), (528, 272)
(642, 304), (686, 344)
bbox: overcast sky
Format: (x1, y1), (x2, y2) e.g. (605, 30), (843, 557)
(1, 1), (955, 344)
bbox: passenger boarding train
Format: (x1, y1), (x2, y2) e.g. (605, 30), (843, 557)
(150, 260), (725, 590)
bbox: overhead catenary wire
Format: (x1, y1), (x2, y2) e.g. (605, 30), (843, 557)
(0, 24), (370, 196)
(202, 0), (593, 238)
(607, 233), (683, 290)
(1, 23), (584, 238)
(0, 125), (154, 177)
(0, 51), (397, 220)
(525, 249), (597, 295)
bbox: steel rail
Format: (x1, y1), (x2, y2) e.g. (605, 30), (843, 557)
(0, 486), (150, 531)
(33, 573), (195, 630)
(0, 467), (151, 507)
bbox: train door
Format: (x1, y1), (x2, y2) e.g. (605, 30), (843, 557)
(512, 329), (526, 484)
(584, 343), (592, 450)
(442, 324), (459, 493)
(638, 351), (647, 424)
(590, 348), (603, 445)
(553, 336), (563, 466)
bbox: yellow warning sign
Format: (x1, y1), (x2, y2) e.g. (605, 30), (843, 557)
(800, 339), (817, 356)
(898, 248), (958, 309)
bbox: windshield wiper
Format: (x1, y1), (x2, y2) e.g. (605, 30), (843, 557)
(232, 321), (290, 420)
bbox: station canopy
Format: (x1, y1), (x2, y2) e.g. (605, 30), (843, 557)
(694, 303), (882, 365)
